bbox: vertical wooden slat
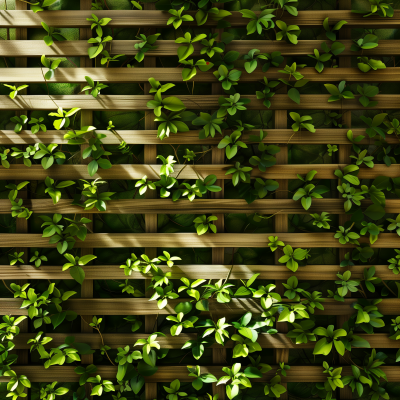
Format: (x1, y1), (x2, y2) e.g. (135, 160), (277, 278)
(338, 1), (353, 398)
(14, 0), (29, 370)
(274, 104), (289, 399)
(144, 4), (158, 399)
(211, 10), (226, 399)
(80, 0), (94, 372)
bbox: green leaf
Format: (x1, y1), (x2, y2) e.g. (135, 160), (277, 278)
(244, 367), (263, 378)
(364, 204), (385, 220)
(70, 265), (85, 285)
(88, 160), (99, 176)
(51, 311), (66, 329)
(174, 301), (192, 314)
(288, 88), (300, 104)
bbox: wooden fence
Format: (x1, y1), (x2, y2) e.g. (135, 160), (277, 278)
(0, 1), (399, 399)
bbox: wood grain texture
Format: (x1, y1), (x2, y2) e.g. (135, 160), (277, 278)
(1, 365), (399, 383)
(1, 128), (398, 145)
(12, 332), (398, 350)
(1, 40), (398, 57)
(1, 10), (400, 27)
(0, 232), (399, 248)
(1, 196), (398, 215)
(143, 5), (158, 398)
(0, 264), (397, 280)
(2, 298), (399, 316)
(0, 94), (398, 110)
(14, 0), (29, 371)
(79, 0), (94, 370)
(0, 164), (398, 180)
(3, 67), (400, 83)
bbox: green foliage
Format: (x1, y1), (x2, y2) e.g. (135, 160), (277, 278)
(239, 9), (276, 35)
(29, 0), (57, 12)
(293, 170), (328, 210)
(310, 212), (331, 229)
(308, 48), (332, 73)
(175, 32), (207, 62)
(256, 77), (279, 108)
(88, 34), (113, 59)
(87, 375), (115, 396)
(41, 22), (67, 46)
(0, 148), (10, 168)
(275, 20), (300, 44)
(335, 225), (361, 245)
(134, 33), (160, 62)
(213, 65), (242, 91)
(80, 76), (108, 98)
(217, 93), (251, 118)
(225, 162), (252, 186)
(322, 17), (347, 41)
(167, 7), (194, 29)
(10, 115), (28, 133)
(216, 363), (255, 399)
(181, 59), (214, 81)
(29, 117), (47, 134)
(44, 176), (75, 204)
(49, 107), (81, 130)
(388, 249), (400, 274)
(324, 80), (354, 102)
(357, 84), (379, 107)
(218, 130), (247, 159)
(192, 112), (225, 139)
(29, 251), (48, 268)
(74, 178), (115, 211)
(41, 55), (62, 80)
(39, 381), (69, 400)
(3, 84), (29, 99)
(278, 245), (310, 272)
(278, 63), (308, 104)
(243, 49), (283, 73)
(352, 299), (385, 333)
(187, 365), (217, 390)
(351, 34), (379, 51)
(86, 13), (112, 37)
(357, 56), (386, 72)
(62, 253), (97, 284)
(352, 0), (394, 17)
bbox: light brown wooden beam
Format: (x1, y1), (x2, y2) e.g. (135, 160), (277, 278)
(1, 365), (399, 383)
(0, 40), (397, 57)
(0, 94), (398, 111)
(0, 164), (398, 180)
(0, 198), (398, 215)
(0, 264), (398, 281)
(2, 298), (400, 316)
(12, 332), (397, 349)
(1, 10), (400, 28)
(2, 232), (399, 248)
(1, 128), (398, 145)
(3, 67), (400, 83)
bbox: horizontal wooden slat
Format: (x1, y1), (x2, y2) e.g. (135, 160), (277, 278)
(0, 164), (397, 180)
(1, 10), (400, 28)
(0, 198), (399, 215)
(1, 128), (398, 145)
(0, 94), (398, 111)
(1, 264), (397, 280)
(1, 40), (397, 57)
(3, 67), (400, 84)
(12, 332), (397, 349)
(0, 232), (398, 248)
(1, 365), (399, 383)
(2, 298), (399, 316)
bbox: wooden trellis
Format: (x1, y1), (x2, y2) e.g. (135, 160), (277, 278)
(0, 1), (400, 399)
